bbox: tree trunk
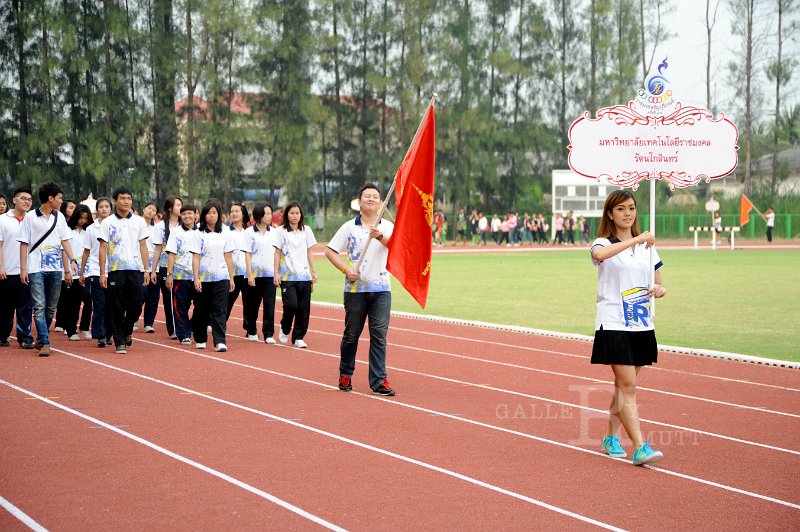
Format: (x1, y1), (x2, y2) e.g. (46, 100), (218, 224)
(771, 0), (784, 201)
(743, 0), (753, 196)
(13, 0), (29, 143)
(332, 1), (345, 204)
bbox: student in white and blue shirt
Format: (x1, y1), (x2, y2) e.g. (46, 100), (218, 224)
(98, 186), (150, 353)
(191, 201), (235, 352)
(226, 203), (252, 334)
(325, 184), (395, 396)
(273, 201), (317, 349)
(165, 204), (199, 345)
(244, 203), (276, 343)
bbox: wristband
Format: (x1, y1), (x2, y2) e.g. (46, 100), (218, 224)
(340, 264), (348, 274)
(376, 233), (383, 241)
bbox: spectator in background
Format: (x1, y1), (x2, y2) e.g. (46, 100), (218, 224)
(538, 213), (550, 244)
(478, 212), (488, 246)
(763, 208), (775, 243)
(579, 215), (590, 245)
(553, 213), (565, 245)
(508, 211), (518, 246)
(455, 208), (467, 245)
(433, 210), (444, 246)
(469, 209), (479, 245)
(500, 215), (510, 246)
(491, 213), (501, 244)
(522, 212), (532, 245)
(566, 210), (576, 245)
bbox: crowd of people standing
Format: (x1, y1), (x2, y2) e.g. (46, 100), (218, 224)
(437, 209), (592, 247)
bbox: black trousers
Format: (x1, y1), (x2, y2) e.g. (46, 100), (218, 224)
(245, 277), (276, 338)
(106, 270), (144, 347)
(280, 281), (312, 343)
(0, 275), (34, 344)
(61, 281), (92, 336)
(193, 280), (229, 346)
(226, 275), (249, 332)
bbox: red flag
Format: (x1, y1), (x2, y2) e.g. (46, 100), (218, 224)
(387, 104), (435, 308)
(740, 194), (755, 226)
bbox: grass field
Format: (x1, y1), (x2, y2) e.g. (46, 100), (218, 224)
(312, 248), (800, 362)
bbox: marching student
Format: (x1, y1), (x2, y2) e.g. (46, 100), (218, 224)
(590, 189), (667, 466)
(141, 201), (163, 333)
(80, 197), (113, 347)
(244, 203), (276, 343)
(98, 187), (150, 354)
(0, 186), (35, 350)
(18, 182), (79, 357)
(165, 204), (199, 346)
(153, 195), (183, 339)
(191, 201), (235, 352)
(62, 204), (93, 340)
(273, 201), (317, 349)
(324, 184), (396, 396)
(226, 202), (251, 332)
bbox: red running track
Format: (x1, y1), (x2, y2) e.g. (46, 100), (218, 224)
(1, 301), (798, 530)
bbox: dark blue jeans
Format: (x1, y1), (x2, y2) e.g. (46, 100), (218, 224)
(0, 275), (33, 344)
(29, 271), (63, 346)
(340, 291), (391, 389)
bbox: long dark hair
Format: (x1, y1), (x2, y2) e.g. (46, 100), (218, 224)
(597, 190), (641, 239)
(67, 204), (93, 230)
(60, 198), (77, 216)
(163, 195), (183, 245)
(199, 201), (223, 233)
(252, 203), (272, 227)
(282, 201), (305, 231)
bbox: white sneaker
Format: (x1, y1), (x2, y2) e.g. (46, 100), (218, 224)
(54, 327), (64, 333)
(170, 334), (178, 340)
(293, 339), (307, 349)
(195, 342), (206, 349)
(265, 337), (277, 345)
(68, 334), (80, 341)
(181, 338), (191, 345)
(133, 323), (139, 332)
(144, 325), (155, 333)
(278, 330), (289, 344)
(247, 334), (259, 342)
(214, 343), (227, 352)
(81, 330), (92, 339)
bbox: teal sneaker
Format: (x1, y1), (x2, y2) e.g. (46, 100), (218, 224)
(632, 441), (664, 466)
(602, 435), (627, 457)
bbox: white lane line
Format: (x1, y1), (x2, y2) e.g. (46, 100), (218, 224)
(0, 379), (345, 532)
(35, 348), (626, 531)
(55, 340), (800, 510)
(0, 495), (48, 532)
(150, 322), (800, 452)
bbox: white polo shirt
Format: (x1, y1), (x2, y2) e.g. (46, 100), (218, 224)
(247, 225), (276, 278)
(227, 226), (249, 277)
(0, 211), (26, 275)
(145, 221), (164, 270)
(17, 208), (72, 274)
(591, 237), (663, 332)
(327, 216), (394, 293)
(99, 211), (149, 272)
(165, 225), (199, 281)
(273, 225), (317, 282)
(71, 228), (90, 276)
(83, 222), (106, 277)
(194, 229), (235, 282)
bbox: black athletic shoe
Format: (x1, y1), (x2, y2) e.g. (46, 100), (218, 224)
(19, 341), (35, 350)
(372, 379), (395, 397)
(97, 340), (107, 348)
(338, 375), (352, 392)
(125, 335), (133, 347)
(0, 339), (9, 347)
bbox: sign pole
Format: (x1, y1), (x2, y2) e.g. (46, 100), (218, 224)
(650, 180), (656, 316)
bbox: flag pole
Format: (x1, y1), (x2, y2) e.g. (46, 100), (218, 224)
(352, 93), (438, 273)
(650, 179), (656, 317)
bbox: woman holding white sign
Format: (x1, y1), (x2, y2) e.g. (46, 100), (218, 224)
(590, 190), (667, 466)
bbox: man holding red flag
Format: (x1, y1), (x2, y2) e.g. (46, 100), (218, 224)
(325, 184), (396, 396)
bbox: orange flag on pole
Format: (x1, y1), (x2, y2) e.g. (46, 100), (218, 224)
(387, 103), (436, 308)
(740, 194), (755, 226)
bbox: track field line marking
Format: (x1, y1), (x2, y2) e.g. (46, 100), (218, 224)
(304, 327), (800, 419)
(38, 349), (626, 531)
(0, 494), (48, 532)
(149, 323), (800, 451)
(232, 302), (800, 388)
(52, 341), (800, 510)
(0, 380), (346, 531)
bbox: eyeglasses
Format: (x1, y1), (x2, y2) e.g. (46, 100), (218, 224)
(17, 197), (33, 202)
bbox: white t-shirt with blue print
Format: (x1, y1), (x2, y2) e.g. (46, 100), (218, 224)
(194, 229), (235, 282)
(227, 226), (249, 277)
(273, 226), (316, 282)
(247, 225), (275, 278)
(327, 216), (394, 293)
(165, 225), (199, 281)
(99, 212), (149, 272)
(591, 237), (663, 332)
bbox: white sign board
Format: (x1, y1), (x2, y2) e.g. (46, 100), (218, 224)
(551, 170), (618, 218)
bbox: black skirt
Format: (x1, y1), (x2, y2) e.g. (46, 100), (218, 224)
(591, 327), (658, 366)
